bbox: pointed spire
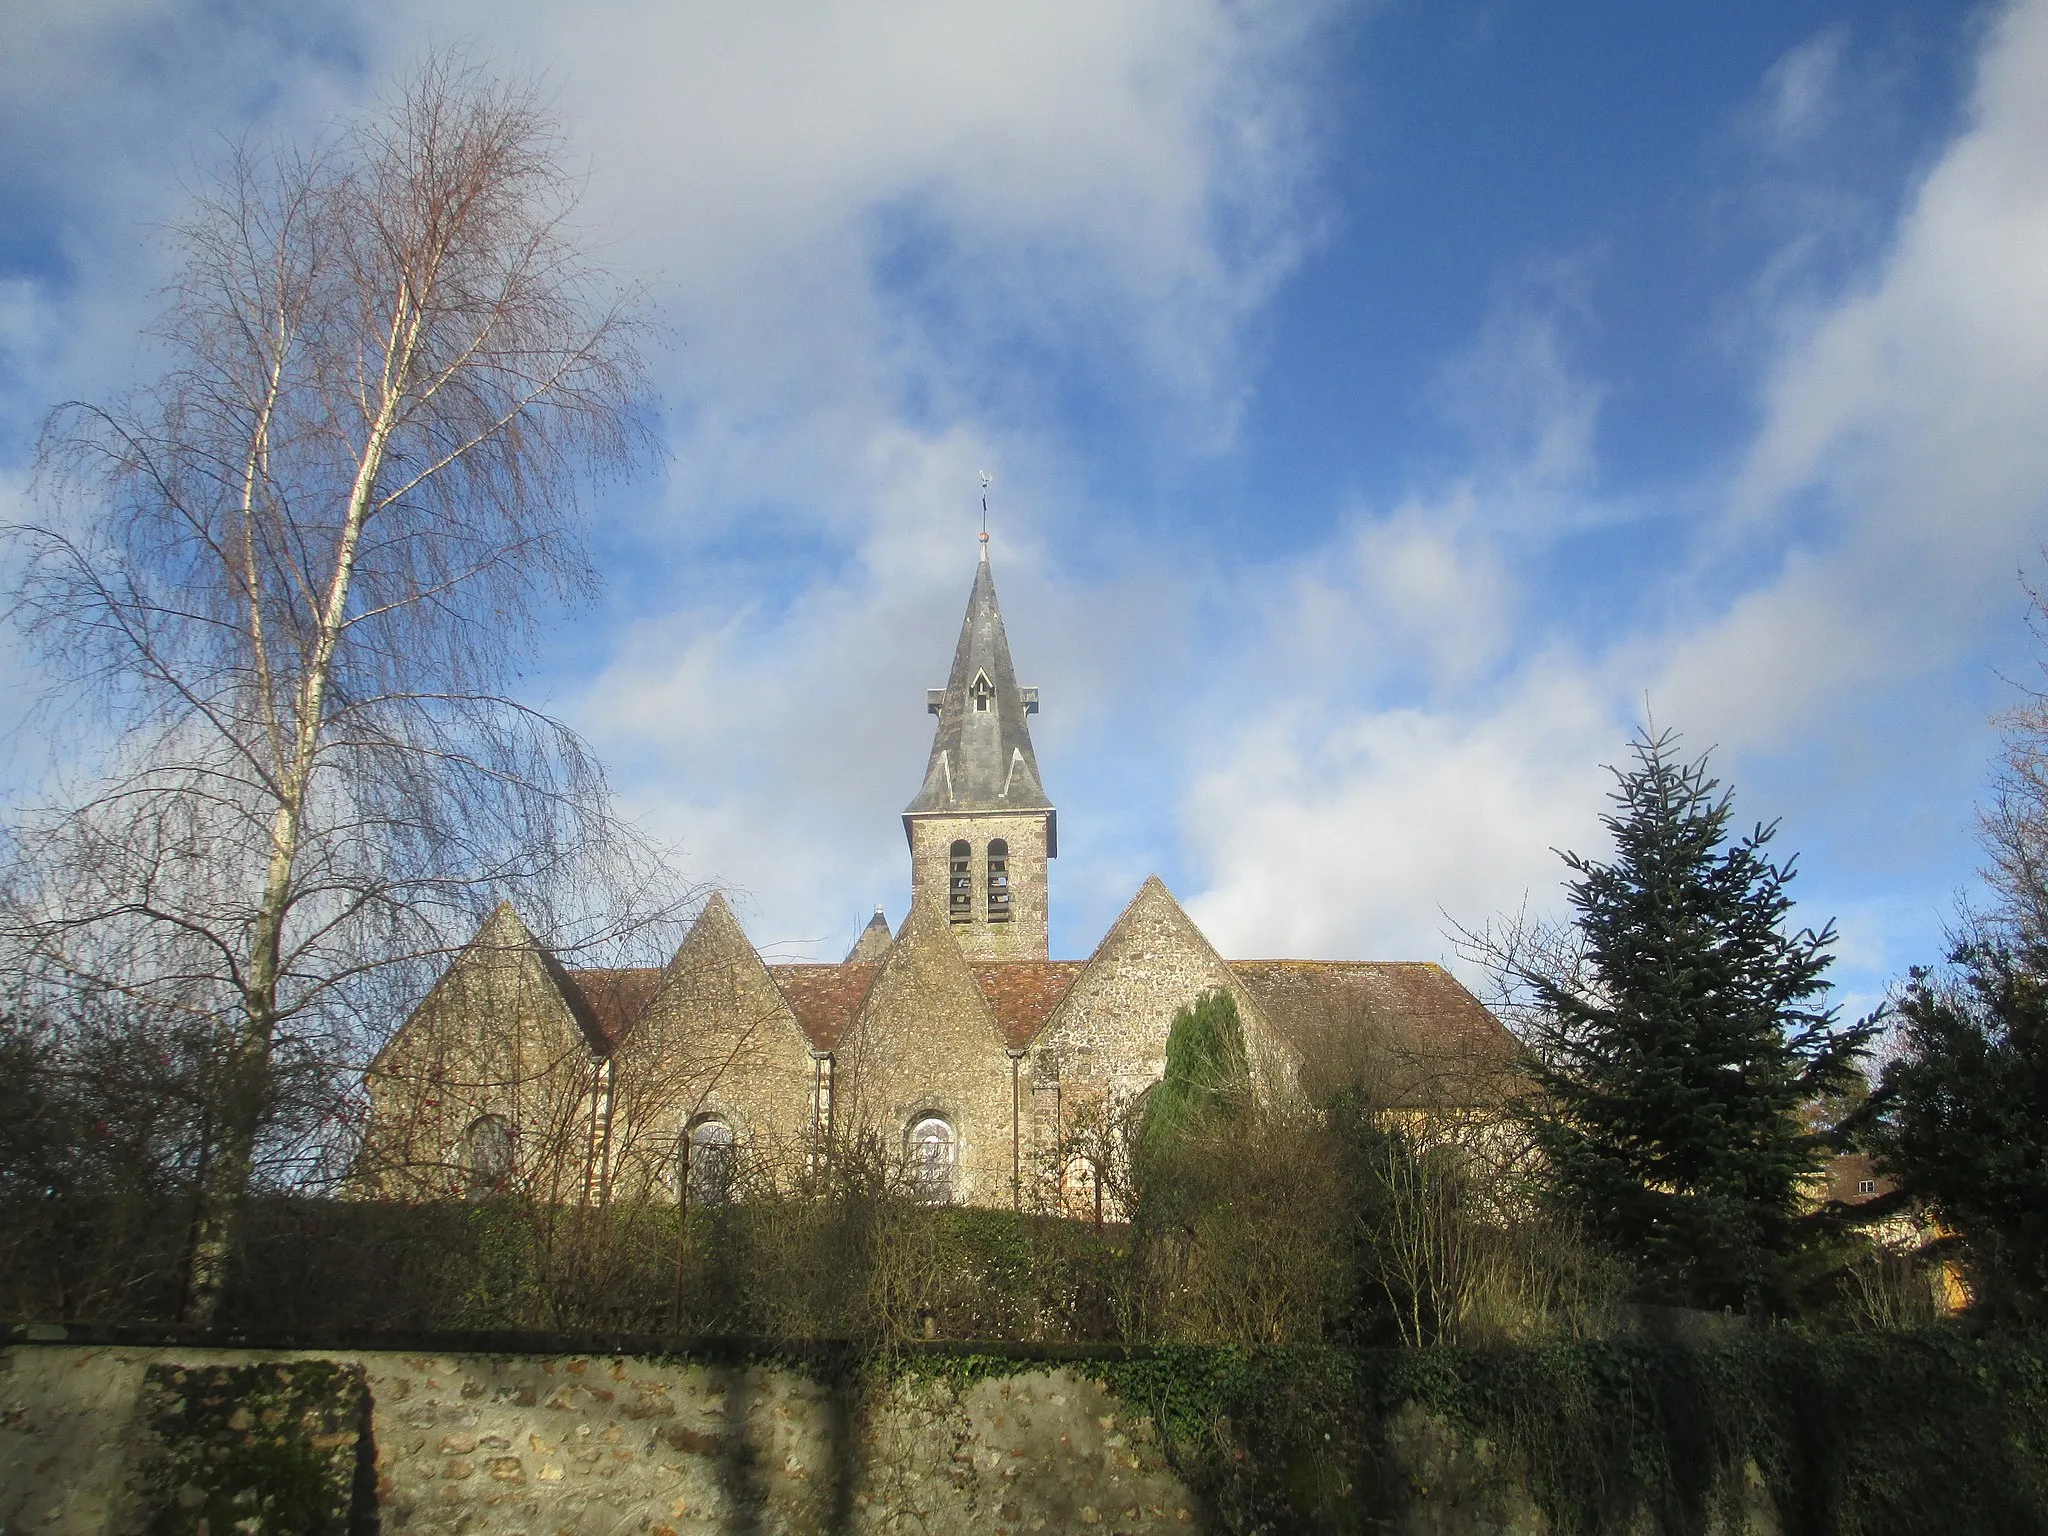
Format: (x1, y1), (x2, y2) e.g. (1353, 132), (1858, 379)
(847, 906), (893, 962)
(905, 549), (1054, 829)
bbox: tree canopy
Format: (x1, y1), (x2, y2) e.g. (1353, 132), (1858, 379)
(1867, 939), (2048, 1320)
(2, 57), (676, 1319)
(1518, 727), (1871, 1310)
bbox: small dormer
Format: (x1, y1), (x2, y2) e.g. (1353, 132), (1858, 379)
(969, 671), (996, 713)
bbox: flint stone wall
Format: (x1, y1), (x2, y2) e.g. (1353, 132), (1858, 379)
(908, 813), (1052, 961)
(836, 899), (1020, 1206)
(0, 1344), (1199, 1535)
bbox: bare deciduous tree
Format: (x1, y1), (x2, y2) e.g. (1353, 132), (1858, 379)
(1984, 579), (2048, 942)
(3, 58), (677, 1320)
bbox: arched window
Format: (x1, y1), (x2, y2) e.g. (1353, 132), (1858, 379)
(907, 1116), (956, 1204)
(684, 1116), (737, 1206)
(948, 840), (973, 923)
(969, 672), (995, 712)
(986, 838), (1011, 922)
(462, 1114), (514, 1199)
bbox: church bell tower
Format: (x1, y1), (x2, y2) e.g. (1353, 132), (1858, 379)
(904, 539), (1055, 960)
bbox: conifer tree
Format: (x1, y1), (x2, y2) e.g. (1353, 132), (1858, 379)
(1140, 990), (1251, 1160)
(1867, 939), (2048, 1319)
(1520, 729), (1872, 1309)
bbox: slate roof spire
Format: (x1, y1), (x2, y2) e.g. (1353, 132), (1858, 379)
(904, 546), (1055, 849)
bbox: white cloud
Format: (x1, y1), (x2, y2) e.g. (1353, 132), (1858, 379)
(1666, 0), (2048, 750)
(1182, 0), (2048, 985)
(0, 2), (1339, 955)
(1184, 664), (1614, 963)
(1430, 275), (1604, 496)
(344, 0), (1328, 524)
(1746, 26), (1850, 151)
(1178, 278), (1625, 966)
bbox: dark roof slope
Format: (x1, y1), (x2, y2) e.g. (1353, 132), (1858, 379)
(770, 963), (882, 1051)
(904, 552), (1054, 844)
(1230, 960), (1520, 1108)
(561, 966), (666, 1048)
(970, 961), (1086, 1049)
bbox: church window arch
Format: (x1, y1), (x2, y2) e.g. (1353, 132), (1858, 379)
(969, 671), (995, 712)
(948, 840), (973, 922)
(683, 1115), (737, 1207)
(461, 1114), (514, 1199)
(906, 1116), (956, 1204)
(986, 838), (1011, 922)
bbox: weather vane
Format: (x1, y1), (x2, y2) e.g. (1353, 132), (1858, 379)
(979, 471), (992, 547)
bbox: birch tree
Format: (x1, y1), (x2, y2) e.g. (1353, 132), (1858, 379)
(3, 58), (670, 1321)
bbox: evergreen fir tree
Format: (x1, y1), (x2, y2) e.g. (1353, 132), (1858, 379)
(1867, 938), (2048, 1320)
(1522, 728), (1872, 1309)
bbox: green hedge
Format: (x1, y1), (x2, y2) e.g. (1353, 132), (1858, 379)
(1057, 1332), (2048, 1535)
(0, 1194), (1133, 1341)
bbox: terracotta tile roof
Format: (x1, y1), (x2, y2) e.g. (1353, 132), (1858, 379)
(770, 963), (882, 1051)
(1229, 960), (1521, 1108)
(562, 967), (666, 1048)
(970, 962), (1086, 1049)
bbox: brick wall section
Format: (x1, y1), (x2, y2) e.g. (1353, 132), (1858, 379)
(607, 895), (822, 1200)
(361, 903), (605, 1203)
(909, 812), (1051, 961)
(0, 1344), (1204, 1536)
(836, 898), (1023, 1205)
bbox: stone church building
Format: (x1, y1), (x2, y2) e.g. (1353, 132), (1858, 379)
(362, 542), (1513, 1209)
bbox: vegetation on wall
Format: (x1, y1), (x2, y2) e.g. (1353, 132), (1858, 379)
(1066, 1330), (2048, 1536)
(133, 1361), (367, 1536)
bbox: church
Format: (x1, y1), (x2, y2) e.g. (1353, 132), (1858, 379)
(361, 538), (1514, 1210)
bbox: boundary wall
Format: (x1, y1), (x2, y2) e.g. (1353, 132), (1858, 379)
(1, 1333), (1200, 1535)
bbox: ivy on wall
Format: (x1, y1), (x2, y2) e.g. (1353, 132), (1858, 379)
(134, 1362), (368, 1536)
(1070, 1333), (2048, 1535)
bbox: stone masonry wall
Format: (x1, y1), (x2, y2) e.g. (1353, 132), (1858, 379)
(1035, 877), (1299, 1114)
(361, 904), (603, 1205)
(611, 896), (821, 1200)
(836, 899), (1020, 1206)
(0, 1343), (1202, 1536)
(909, 813), (1051, 962)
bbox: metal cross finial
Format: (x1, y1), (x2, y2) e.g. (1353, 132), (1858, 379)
(979, 471), (992, 549)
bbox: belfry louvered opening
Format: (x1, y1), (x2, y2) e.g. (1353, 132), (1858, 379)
(949, 840), (973, 922)
(986, 838), (1011, 921)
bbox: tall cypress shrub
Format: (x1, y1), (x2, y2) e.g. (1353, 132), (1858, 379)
(1140, 989), (1251, 1162)
(1522, 728), (1872, 1309)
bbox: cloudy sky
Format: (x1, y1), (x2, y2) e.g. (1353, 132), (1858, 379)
(2, 0), (2043, 1018)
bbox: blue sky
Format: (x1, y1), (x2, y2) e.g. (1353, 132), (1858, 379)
(2, 1), (2043, 1022)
